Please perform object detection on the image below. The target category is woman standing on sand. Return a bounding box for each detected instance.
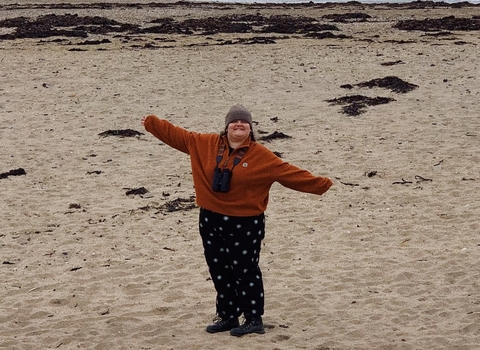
[141,105,332,336]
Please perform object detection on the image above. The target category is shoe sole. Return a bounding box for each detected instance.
[206,324,239,333]
[230,328,265,337]
[206,328,237,334]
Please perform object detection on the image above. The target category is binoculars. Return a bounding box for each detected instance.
[212,168,232,192]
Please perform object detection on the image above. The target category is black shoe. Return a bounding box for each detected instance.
[230,317,265,337]
[206,317,239,333]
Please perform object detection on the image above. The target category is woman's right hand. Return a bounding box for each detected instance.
[141,116,148,126]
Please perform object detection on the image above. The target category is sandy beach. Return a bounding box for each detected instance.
[1,1,480,349]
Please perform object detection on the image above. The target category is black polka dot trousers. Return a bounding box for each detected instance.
[199,208,265,320]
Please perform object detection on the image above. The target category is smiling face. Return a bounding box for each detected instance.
[226,119,251,145]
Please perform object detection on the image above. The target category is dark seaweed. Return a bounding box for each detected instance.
[0,168,26,179]
[99,129,144,137]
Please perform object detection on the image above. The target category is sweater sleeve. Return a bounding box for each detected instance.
[275,161,333,195]
[143,115,194,154]
[260,146,332,195]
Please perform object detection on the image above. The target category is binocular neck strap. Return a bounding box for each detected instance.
[215,143,247,168]
[233,149,247,166]
[215,144,226,165]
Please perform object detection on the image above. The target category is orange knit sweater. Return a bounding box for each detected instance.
[143,115,332,217]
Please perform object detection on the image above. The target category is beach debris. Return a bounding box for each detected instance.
[65,203,84,214]
[218,36,279,46]
[0,168,26,179]
[384,39,417,45]
[346,76,418,93]
[340,181,360,187]
[259,131,292,142]
[145,14,340,36]
[381,60,404,66]
[99,129,144,138]
[393,178,413,185]
[0,11,345,43]
[160,197,196,213]
[392,176,432,185]
[78,38,111,45]
[0,13,137,40]
[365,171,378,177]
[415,175,433,183]
[305,32,351,40]
[394,16,480,32]
[138,196,196,214]
[329,76,417,115]
[242,36,277,45]
[322,12,372,23]
[1,2,476,44]
[422,31,453,37]
[326,95,395,116]
[88,218,106,224]
[357,76,418,93]
[125,187,149,196]
[260,16,339,34]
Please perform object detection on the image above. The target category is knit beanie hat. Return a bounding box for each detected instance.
[225,105,252,129]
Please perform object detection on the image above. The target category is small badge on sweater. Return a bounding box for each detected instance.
[242,162,248,167]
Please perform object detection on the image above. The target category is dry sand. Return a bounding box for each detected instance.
[1,1,480,349]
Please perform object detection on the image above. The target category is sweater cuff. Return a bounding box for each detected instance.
[144,115,158,132]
